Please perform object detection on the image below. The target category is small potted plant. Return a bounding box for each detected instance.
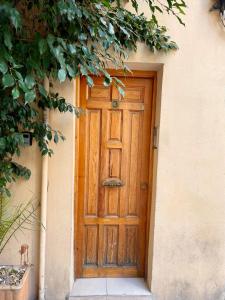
[0,195,38,300]
[0,262,31,300]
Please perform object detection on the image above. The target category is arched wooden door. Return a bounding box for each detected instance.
[75,71,156,278]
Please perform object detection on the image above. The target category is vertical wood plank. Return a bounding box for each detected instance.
[120,110,130,218]
[107,149,121,216]
[118,224,125,266]
[97,224,104,267]
[98,109,109,218]
[125,226,138,265]
[85,110,101,216]
[128,112,142,216]
[104,226,119,265]
[84,225,98,266]
[109,110,122,141]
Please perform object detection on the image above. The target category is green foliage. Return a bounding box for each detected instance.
[0,0,186,196]
[0,195,39,254]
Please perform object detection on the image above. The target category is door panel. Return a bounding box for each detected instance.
[76,72,155,278]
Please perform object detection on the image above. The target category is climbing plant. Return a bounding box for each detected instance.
[0,0,186,196]
[210,0,225,26]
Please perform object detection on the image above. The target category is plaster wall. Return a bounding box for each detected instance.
[1,1,225,300]
[0,145,41,300]
[129,1,225,299]
[45,80,75,300]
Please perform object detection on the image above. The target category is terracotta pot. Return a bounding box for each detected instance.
[0,266,30,300]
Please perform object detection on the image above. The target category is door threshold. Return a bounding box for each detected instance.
[69,278,152,299]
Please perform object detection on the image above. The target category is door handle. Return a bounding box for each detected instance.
[102,177,124,187]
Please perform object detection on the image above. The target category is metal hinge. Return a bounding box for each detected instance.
[153,126,159,149]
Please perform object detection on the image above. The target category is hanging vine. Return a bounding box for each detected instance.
[210,0,225,26]
[0,0,186,196]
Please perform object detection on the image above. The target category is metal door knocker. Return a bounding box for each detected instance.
[112,100,120,109]
[102,177,124,187]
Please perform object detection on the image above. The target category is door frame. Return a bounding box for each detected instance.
[74,69,157,280]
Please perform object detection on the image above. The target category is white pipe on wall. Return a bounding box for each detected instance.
[39,77,49,300]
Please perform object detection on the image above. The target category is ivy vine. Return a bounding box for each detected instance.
[0,0,186,196]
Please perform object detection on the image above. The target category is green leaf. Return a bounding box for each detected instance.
[58,68,66,82]
[25,90,36,103]
[38,84,47,97]
[120,27,130,37]
[12,87,20,99]
[25,75,35,89]
[100,17,107,26]
[5,189,11,197]
[103,77,112,86]
[0,138,6,150]
[131,0,138,12]
[118,86,125,97]
[0,60,8,74]
[80,65,87,76]
[108,23,115,35]
[66,65,76,78]
[113,76,125,87]
[14,70,23,81]
[82,46,89,56]
[18,80,29,92]
[86,76,94,87]
[39,39,48,55]
[54,132,59,143]
[13,63,23,69]
[2,74,15,88]
[47,34,55,47]
[98,29,106,38]
[47,131,52,140]
[52,46,65,66]
[10,9,21,30]
[68,44,76,54]
[4,31,12,50]
[78,33,87,41]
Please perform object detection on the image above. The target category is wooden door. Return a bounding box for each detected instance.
[75,71,156,278]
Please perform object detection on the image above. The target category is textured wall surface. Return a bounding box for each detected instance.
[1,1,225,300]
[127,1,225,299]
[45,80,76,300]
[0,145,41,300]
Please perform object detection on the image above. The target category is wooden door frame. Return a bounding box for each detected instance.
[74,69,157,280]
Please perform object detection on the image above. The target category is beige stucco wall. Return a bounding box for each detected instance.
[1,1,225,300]
[134,1,225,299]
[45,80,76,300]
[0,144,41,300]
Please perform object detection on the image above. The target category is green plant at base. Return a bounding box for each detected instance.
[0,195,39,255]
[0,0,186,196]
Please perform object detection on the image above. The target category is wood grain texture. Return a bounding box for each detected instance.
[75,70,156,278]
[103,225,119,265]
[84,225,98,266]
[85,110,101,216]
[125,226,138,266]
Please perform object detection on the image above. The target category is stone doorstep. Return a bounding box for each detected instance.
[69,296,152,300]
[69,278,153,300]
